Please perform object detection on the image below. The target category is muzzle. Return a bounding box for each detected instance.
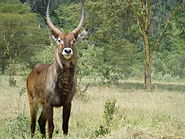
[62,48,73,59]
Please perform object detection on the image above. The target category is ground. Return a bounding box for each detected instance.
[0,76,185,139]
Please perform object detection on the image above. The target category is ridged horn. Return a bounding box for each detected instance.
[46,0,64,36]
[72,0,85,36]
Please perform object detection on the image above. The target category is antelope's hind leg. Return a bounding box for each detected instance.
[29,102,38,138]
[46,105,54,139]
[38,107,47,138]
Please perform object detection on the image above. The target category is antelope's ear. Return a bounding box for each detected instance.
[52,35,57,41]
[75,29,88,43]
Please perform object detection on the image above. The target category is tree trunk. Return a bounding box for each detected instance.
[143,34,152,87]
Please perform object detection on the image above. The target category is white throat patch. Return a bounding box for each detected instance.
[56,49,63,69]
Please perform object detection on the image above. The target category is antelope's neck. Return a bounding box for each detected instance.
[55,63,75,95]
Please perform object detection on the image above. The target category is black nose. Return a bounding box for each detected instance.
[64,49,71,54]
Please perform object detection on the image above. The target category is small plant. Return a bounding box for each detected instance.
[76,81,90,102]
[95,124,110,137]
[17,87,26,114]
[76,90,90,102]
[19,87,26,97]
[6,115,40,138]
[8,76,16,87]
[95,99,117,137]
[7,63,17,87]
[104,99,117,126]
[6,115,30,138]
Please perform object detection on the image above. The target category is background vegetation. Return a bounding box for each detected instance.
[1,77,185,138]
[0,0,185,84]
[0,0,185,138]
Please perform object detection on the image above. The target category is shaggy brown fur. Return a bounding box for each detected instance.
[26,0,85,138]
[27,54,76,138]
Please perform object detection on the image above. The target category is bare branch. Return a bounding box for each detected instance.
[126,0,145,36]
[14,47,30,62]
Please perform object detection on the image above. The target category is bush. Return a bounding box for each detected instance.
[104,99,117,126]
[95,99,117,137]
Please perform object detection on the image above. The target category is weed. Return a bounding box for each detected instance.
[6,115,30,138]
[95,125,110,137]
[104,99,117,126]
[76,83,90,102]
[6,114,41,138]
[19,87,26,97]
[8,76,16,87]
[17,87,26,115]
[95,99,117,137]
[1,77,185,138]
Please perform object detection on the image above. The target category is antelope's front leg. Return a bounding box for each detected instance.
[62,103,71,135]
[46,105,54,139]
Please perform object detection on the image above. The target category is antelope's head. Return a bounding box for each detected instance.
[46,0,85,65]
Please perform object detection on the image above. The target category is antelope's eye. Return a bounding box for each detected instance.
[57,38,64,45]
[71,39,76,44]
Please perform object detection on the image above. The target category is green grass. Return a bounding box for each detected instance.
[0,76,185,138]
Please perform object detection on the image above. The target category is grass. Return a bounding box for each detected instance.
[0,76,185,138]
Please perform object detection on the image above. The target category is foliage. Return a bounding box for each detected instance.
[19,87,26,96]
[6,114,41,138]
[1,77,185,138]
[0,0,185,82]
[6,63,17,86]
[55,1,137,82]
[103,99,117,126]
[0,4,38,62]
[95,124,110,137]
[95,99,117,137]
[27,0,61,18]
[0,1,49,77]
[6,115,30,138]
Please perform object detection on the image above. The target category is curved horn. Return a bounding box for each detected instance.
[46,0,64,36]
[72,0,85,36]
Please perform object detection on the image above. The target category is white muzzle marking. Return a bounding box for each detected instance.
[62,48,73,59]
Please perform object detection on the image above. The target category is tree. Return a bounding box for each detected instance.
[54,0,137,83]
[26,0,61,18]
[0,2,48,85]
[126,0,184,87]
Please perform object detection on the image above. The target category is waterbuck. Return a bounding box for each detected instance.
[26,0,85,138]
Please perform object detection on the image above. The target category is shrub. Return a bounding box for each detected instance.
[95,99,117,137]
[104,99,117,126]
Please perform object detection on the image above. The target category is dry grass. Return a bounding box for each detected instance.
[0,76,185,138]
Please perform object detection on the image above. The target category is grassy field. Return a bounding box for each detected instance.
[0,76,185,139]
